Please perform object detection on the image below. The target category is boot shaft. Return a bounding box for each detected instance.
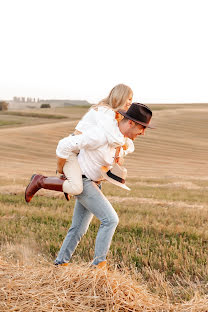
[25,174,65,203]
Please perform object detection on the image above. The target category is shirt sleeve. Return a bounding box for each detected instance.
[123,138,135,156]
[118,138,135,158]
[95,109,125,147]
[56,127,108,159]
[75,109,95,132]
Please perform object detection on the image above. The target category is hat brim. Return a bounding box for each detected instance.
[118,110,155,129]
[101,167,130,191]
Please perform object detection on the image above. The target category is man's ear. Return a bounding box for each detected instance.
[128,119,135,127]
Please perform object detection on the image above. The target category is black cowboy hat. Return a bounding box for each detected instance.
[118,102,154,128]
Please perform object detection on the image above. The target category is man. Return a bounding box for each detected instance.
[25,103,153,267]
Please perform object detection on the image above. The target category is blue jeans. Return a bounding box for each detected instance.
[55,177,119,265]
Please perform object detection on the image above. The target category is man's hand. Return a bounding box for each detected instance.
[56,157,66,174]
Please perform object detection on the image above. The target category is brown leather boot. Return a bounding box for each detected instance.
[25,174,67,203]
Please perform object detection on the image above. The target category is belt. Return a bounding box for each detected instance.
[82,175,101,184]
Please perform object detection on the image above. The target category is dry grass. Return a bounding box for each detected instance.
[0,256,166,312]
[0,104,208,179]
[0,247,208,312]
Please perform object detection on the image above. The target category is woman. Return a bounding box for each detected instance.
[25,84,134,203]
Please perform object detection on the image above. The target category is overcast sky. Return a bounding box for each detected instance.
[0,0,208,103]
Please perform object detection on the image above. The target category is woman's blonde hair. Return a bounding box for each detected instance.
[93,84,133,111]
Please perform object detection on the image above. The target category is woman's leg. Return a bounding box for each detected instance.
[62,152,83,195]
[54,199,93,264]
[25,153,83,203]
[25,174,66,203]
[76,178,119,265]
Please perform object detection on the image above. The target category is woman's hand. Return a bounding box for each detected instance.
[115,156,124,166]
[114,146,124,166]
[56,157,66,174]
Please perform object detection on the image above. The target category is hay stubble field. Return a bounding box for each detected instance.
[0,104,208,311]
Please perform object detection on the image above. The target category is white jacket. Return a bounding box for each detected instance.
[75,106,125,147]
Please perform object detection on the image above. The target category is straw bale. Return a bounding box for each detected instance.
[0,258,168,312]
[1,258,208,312]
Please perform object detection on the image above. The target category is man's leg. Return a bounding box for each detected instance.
[77,178,119,265]
[54,199,93,264]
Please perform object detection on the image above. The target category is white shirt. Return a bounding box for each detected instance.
[56,127,118,181]
[76,106,125,147]
[76,106,134,156]
[56,106,135,181]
